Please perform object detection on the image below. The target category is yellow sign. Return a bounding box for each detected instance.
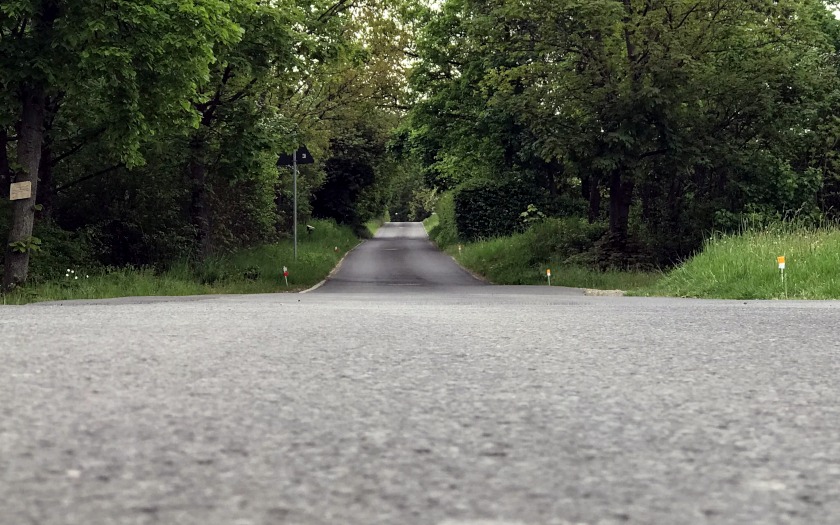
[546,269,551,277]
[9,181,32,201]
[777,256,786,270]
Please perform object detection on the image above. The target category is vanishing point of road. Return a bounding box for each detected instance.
[2,222,840,525]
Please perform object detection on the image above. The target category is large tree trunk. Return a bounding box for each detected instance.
[0,128,10,200]
[188,134,212,258]
[4,84,47,291]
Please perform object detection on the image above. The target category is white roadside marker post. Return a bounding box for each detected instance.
[283,266,289,288]
[777,256,786,298]
[546,268,552,286]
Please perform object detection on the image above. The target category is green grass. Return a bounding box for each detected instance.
[2,219,359,305]
[423,213,438,233]
[636,223,840,299]
[451,237,658,290]
[442,221,661,291]
[365,212,391,237]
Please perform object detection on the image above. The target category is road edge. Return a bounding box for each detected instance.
[433,240,491,285]
[300,241,366,294]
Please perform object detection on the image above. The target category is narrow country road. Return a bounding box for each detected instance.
[315,222,484,291]
[2,222,840,525]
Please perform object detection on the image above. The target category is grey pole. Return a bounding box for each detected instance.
[293,150,298,260]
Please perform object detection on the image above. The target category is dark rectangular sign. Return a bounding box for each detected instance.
[277,146,314,167]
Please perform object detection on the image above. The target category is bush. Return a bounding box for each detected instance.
[453,179,549,241]
[408,186,438,221]
[0,218,100,285]
[428,191,459,247]
[452,219,657,289]
[526,218,607,266]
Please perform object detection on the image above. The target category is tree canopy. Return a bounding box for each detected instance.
[404,0,840,265]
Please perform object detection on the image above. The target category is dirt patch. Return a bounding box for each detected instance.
[584,289,626,297]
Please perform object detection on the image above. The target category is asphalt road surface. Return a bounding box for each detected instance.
[2,222,840,525]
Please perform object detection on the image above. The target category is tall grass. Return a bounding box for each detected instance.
[638,223,840,299]
[423,213,439,233]
[2,219,359,305]
[453,234,659,290]
[365,211,391,237]
[445,218,660,291]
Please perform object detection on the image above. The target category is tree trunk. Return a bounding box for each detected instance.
[0,128,10,200]
[188,135,212,258]
[608,169,634,247]
[588,177,602,223]
[541,160,559,198]
[4,84,47,292]
[37,138,54,217]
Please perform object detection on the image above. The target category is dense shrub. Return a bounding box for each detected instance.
[453,179,549,241]
[0,219,99,285]
[526,218,607,266]
[428,191,459,247]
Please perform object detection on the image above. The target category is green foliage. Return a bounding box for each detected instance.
[453,179,549,241]
[2,219,96,285]
[408,186,438,222]
[519,204,546,226]
[407,0,840,263]
[364,213,390,238]
[313,117,390,229]
[526,218,607,267]
[427,191,459,247]
[637,222,840,299]
[1,0,412,289]
[2,219,358,304]
[7,237,40,254]
[451,222,658,290]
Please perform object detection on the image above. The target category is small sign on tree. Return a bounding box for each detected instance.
[10,181,32,201]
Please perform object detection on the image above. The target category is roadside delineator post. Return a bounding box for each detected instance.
[546,268,552,286]
[777,256,787,298]
[283,266,289,287]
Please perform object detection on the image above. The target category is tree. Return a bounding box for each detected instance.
[407,0,840,263]
[0,0,239,291]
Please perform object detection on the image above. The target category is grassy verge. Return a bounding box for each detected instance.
[365,212,391,237]
[449,235,660,290]
[423,213,438,233]
[427,217,661,291]
[2,219,359,305]
[635,224,840,299]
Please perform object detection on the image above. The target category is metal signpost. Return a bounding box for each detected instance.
[293,150,297,260]
[277,146,314,260]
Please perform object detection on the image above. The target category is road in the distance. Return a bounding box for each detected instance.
[314,222,485,291]
[2,222,840,525]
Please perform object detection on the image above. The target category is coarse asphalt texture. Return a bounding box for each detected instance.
[2,222,840,525]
